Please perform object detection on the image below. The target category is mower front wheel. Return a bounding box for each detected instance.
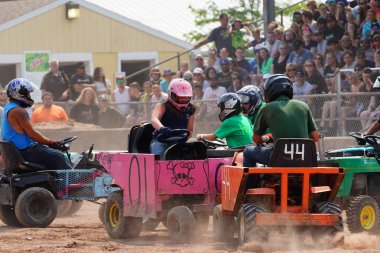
[15,187,57,227]
[311,201,343,240]
[237,203,269,245]
[0,204,22,227]
[213,204,234,242]
[65,200,83,216]
[347,195,379,233]
[104,191,142,239]
[98,203,105,225]
[167,206,196,243]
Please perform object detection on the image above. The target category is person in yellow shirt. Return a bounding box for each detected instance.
[31,92,68,124]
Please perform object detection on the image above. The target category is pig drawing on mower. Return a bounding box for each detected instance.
[97,122,238,243]
[214,138,345,245]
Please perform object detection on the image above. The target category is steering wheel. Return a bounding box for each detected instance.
[156,129,190,143]
[364,135,380,146]
[59,136,77,151]
[200,138,227,149]
[349,132,367,146]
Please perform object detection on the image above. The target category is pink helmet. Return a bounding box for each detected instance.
[167,78,192,111]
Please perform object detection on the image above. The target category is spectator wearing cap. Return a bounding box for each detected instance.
[183,71,193,85]
[193,54,207,72]
[325,0,337,13]
[341,35,357,54]
[176,62,189,79]
[272,42,289,74]
[306,0,321,21]
[69,61,94,101]
[194,13,234,58]
[160,68,175,93]
[235,47,251,73]
[356,48,375,68]
[31,92,68,124]
[217,58,233,90]
[98,94,126,129]
[245,28,265,54]
[40,59,70,101]
[287,38,313,66]
[206,48,221,73]
[302,29,317,53]
[192,68,210,92]
[293,68,314,104]
[302,9,318,33]
[325,13,345,40]
[316,16,328,37]
[149,67,161,85]
[125,82,142,127]
[112,75,131,116]
[341,50,357,70]
[326,38,343,62]
[362,9,380,38]
[318,3,329,17]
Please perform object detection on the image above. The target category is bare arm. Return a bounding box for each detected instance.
[366,121,380,135]
[194,38,210,49]
[151,103,166,130]
[8,108,51,145]
[309,130,320,142]
[196,133,217,141]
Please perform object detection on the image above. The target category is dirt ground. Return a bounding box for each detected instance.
[1,202,380,253]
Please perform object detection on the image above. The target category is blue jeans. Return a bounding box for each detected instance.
[20,144,73,170]
[150,139,171,159]
[243,145,273,167]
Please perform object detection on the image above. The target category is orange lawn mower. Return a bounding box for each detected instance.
[213,138,345,245]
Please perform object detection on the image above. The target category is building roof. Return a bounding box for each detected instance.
[0,0,54,25]
[0,0,193,49]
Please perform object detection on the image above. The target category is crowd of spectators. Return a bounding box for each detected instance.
[4,0,380,135]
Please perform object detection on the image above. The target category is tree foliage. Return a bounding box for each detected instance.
[184,0,307,43]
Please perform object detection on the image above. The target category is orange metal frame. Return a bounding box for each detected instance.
[221,166,345,219]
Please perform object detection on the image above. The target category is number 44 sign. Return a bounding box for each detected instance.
[284,143,305,161]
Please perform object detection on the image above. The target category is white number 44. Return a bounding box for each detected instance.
[284,143,305,160]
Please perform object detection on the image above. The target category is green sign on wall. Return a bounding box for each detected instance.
[25,52,50,72]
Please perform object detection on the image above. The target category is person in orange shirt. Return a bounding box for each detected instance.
[31,92,68,124]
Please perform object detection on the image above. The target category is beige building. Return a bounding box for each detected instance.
[0,0,192,88]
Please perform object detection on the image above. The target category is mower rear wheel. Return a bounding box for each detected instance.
[98,203,105,225]
[0,204,22,227]
[194,212,209,233]
[15,187,57,227]
[56,200,73,218]
[167,206,196,243]
[105,191,142,239]
[311,202,343,239]
[237,203,269,245]
[142,218,160,231]
[65,200,83,216]
[213,204,234,242]
[347,195,379,233]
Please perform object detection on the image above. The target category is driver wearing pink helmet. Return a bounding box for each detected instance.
[150,78,195,159]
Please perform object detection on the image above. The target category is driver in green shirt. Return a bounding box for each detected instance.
[196,93,252,148]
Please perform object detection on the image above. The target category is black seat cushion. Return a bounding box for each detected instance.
[128,123,154,153]
[268,138,317,167]
[0,141,46,175]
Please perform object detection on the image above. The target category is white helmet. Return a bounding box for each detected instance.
[167,78,192,111]
[6,78,35,107]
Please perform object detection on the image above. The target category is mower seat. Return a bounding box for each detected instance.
[268,138,317,167]
[163,142,207,160]
[128,122,154,153]
[0,141,46,175]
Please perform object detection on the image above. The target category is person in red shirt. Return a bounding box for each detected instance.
[31,92,68,124]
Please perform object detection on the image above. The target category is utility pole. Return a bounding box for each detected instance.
[263,0,275,33]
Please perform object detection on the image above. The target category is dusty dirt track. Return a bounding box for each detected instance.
[1,202,380,253]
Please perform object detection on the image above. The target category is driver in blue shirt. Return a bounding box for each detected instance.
[2,78,72,170]
[150,78,195,159]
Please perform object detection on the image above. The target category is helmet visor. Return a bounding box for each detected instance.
[237,94,250,104]
[171,93,191,104]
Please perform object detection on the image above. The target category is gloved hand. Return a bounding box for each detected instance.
[48,140,62,150]
[158,127,172,138]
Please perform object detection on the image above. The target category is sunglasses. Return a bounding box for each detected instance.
[195,58,203,61]
[279,47,286,50]
[116,79,125,83]
[287,69,296,71]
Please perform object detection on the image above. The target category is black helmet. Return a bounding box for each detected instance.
[217,93,242,122]
[6,78,35,108]
[263,74,293,103]
[236,85,263,116]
